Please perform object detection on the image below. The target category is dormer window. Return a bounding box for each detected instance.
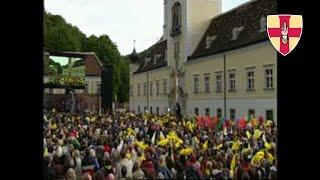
[144,57,151,67]
[260,16,267,32]
[170,2,181,37]
[154,54,161,64]
[205,35,217,49]
[231,26,244,40]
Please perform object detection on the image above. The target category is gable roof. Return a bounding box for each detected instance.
[188,0,277,61]
[134,40,167,74]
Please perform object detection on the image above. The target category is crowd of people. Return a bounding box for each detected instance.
[43,109,277,180]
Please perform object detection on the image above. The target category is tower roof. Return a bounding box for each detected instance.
[128,40,140,63]
[129,47,139,63]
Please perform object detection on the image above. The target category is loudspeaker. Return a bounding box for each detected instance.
[101,65,113,112]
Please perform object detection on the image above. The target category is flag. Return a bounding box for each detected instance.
[127,128,136,137]
[180,148,193,156]
[239,118,247,129]
[246,114,252,122]
[202,140,208,151]
[246,130,251,139]
[232,140,241,151]
[267,152,275,163]
[264,142,272,150]
[216,117,224,131]
[160,131,165,140]
[253,129,262,139]
[186,121,194,133]
[230,153,237,172]
[196,116,202,127]
[215,144,223,150]
[205,116,211,128]
[157,139,170,147]
[251,151,265,165]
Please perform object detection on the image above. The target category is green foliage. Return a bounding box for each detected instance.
[44,11,129,102]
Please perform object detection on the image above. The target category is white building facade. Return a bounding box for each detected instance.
[129,0,277,123]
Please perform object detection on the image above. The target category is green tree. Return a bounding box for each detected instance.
[44,11,129,102]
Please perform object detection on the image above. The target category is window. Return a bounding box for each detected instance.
[163,79,167,95]
[96,82,101,94]
[195,108,199,116]
[231,26,244,40]
[205,108,210,116]
[247,71,255,90]
[156,107,160,115]
[85,82,89,93]
[154,54,161,64]
[156,81,160,96]
[130,85,133,96]
[172,3,181,28]
[137,84,141,96]
[265,69,273,89]
[171,2,181,36]
[149,83,153,96]
[144,106,147,112]
[230,109,236,120]
[144,57,151,67]
[260,16,267,32]
[204,75,210,93]
[216,74,222,92]
[138,106,141,114]
[150,106,153,114]
[248,109,255,119]
[229,72,236,91]
[193,75,199,94]
[205,35,217,49]
[266,110,274,121]
[144,82,147,96]
[217,108,222,118]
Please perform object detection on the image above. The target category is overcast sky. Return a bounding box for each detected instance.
[45,0,250,56]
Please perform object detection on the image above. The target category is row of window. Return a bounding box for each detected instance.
[134,105,274,121]
[137,106,164,115]
[194,107,274,121]
[130,79,168,97]
[193,67,274,94]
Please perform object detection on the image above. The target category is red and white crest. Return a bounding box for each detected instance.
[267,15,303,56]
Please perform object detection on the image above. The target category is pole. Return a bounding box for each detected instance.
[99,92,101,115]
[147,71,149,111]
[223,54,227,118]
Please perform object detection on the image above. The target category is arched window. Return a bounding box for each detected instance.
[171,2,181,36]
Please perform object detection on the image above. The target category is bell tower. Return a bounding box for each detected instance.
[163,0,222,115]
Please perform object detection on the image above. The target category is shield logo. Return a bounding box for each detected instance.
[267,14,303,56]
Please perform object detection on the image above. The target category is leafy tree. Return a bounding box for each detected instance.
[44,11,129,102]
